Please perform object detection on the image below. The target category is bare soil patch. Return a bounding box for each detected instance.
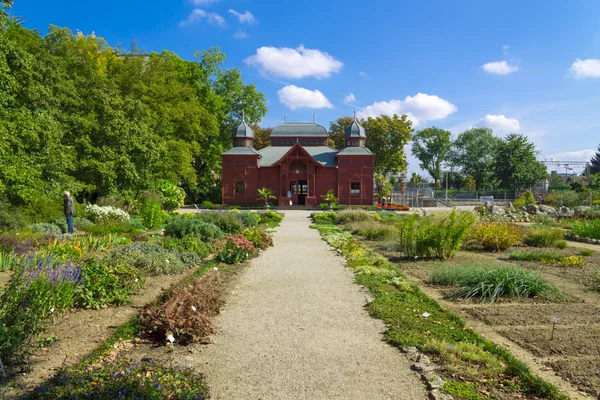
[547,358,600,397]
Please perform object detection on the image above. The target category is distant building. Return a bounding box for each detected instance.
[221,113,374,206]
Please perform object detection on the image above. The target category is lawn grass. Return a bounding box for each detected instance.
[428,263,564,302]
[313,223,568,400]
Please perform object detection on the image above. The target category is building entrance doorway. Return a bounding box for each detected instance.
[298,180,308,205]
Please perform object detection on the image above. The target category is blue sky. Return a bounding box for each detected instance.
[9,0,600,177]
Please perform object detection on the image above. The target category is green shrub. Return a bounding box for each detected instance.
[513,190,536,208]
[140,197,167,229]
[523,226,564,247]
[312,212,337,225]
[162,235,209,259]
[85,204,130,224]
[196,212,243,234]
[49,218,68,234]
[554,240,567,249]
[359,226,396,241]
[27,359,209,399]
[465,221,522,251]
[243,228,274,250]
[83,221,140,235]
[571,218,600,239]
[72,217,94,230]
[74,259,143,309]
[392,211,476,259]
[214,234,258,264]
[509,250,564,263]
[107,243,198,276]
[580,248,594,257]
[96,195,127,210]
[240,211,260,228]
[545,190,581,208]
[259,210,283,225]
[27,223,62,236]
[151,179,186,211]
[429,264,564,302]
[335,209,371,224]
[164,217,224,241]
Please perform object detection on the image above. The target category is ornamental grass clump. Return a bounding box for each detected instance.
[85,204,130,224]
[312,212,337,225]
[164,217,223,242]
[335,209,372,224]
[429,263,564,302]
[107,243,197,275]
[215,234,257,264]
[359,226,397,241]
[28,359,209,399]
[509,250,585,267]
[571,218,600,240]
[523,226,564,248]
[464,221,522,251]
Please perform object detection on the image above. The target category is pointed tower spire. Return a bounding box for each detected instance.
[353,109,357,120]
[313,113,316,123]
[284,115,287,124]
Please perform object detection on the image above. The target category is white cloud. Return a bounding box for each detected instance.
[234,31,248,39]
[359,71,368,77]
[191,0,219,5]
[482,61,519,75]
[478,114,520,134]
[543,149,597,163]
[277,85,333,110]
[245,45,343,79]
[357,93,457,127]
[569,59,600,79]
[344,93,356,105]
[228,9,257,24]
[179,9,225,27]
[502,45,510,55]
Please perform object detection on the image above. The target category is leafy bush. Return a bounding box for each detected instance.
[27,359,209,399]
[259,210,283,225]
[72,217,95,230]
[580,248,594,257]
[27,223,62,236]
[545,190,581,208]
[240,211,260,228]
[85,204,130,223]
[429,264,563,302]
[140,197,167,229]
[214,234,257,264]
[0,204,31,232]
[81,221,140,235]
[107,243,197,276]
[152,179,186,211]
[335,209,372,224]
[196,211,243,234]
[140,274,220,344]
[392,211,476,259]
[509,250,584,267]
[164,217,223,241]
[243,228,274,250]
[312,212,337,225]
[0,259,81,362]
[464,221,522,251]
[96,195,127,210]
[163,235,209,259]
[513,190,536,208]
[49,218,68,234]
[571,218,600,239]
[523,226,564,247]
[359,226,396,241]
[423,339,505,380]
[74,259,143,309]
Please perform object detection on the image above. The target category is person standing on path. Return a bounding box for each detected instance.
[380,196,386,210]
[63,191,74,235]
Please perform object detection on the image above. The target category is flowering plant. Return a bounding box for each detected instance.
[85,204,130,224]
[214,234,257,264]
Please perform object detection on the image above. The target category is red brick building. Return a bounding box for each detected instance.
[221,115,374,207]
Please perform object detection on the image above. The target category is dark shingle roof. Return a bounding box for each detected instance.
[344,117,366,138]
[232,120,254,139]
[258,146,338,167]
[337,147,374,156]
[223,147,261,156]
[270,123,328,137]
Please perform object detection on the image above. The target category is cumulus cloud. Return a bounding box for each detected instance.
[234,31,248,39]
[359,71,368,77]
[543,149,597,163]
[357,93,457,127]
[344,93,356,105]
[482,61,519,75]
[277,85,333,110]
[191,0,219,5]
[245,45,343,79]
[228,9,257,24]
[478,115,520,134]
[179,9,225,27]
[569,59,600,79]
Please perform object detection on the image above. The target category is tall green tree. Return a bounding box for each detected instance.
[251,125,272,150]
[449,128,500,190]
[411,127,452,188]
[590,144,600,174]
[328,116,353,149]
[364,114,413,175]
[493,133,547,193]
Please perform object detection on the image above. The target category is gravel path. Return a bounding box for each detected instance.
[195,210,426,399]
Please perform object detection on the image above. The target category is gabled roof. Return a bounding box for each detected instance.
[258,145,338,167]
[223,147,261,156]
[270,123,328,137]
[337,147,374,156]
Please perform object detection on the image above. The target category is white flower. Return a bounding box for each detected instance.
[213,267,218,272]
[165,259,170,263]
[422,312,431,318]
[134,278,139,283]
[191,306,197,312]
[49,307,55,313]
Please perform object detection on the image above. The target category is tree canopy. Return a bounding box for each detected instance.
[590,144,600,174]
[411,127,452,187]
[0,17,267,205]
[492,133,547,193]
[364,114,413,175]
[449,128,501,190]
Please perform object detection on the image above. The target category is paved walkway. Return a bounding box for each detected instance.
[195,210,426,399]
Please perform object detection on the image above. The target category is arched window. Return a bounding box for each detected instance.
[289,161,306,174]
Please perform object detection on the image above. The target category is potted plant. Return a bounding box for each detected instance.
[257,187,277,209]
[321,189,339,210]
